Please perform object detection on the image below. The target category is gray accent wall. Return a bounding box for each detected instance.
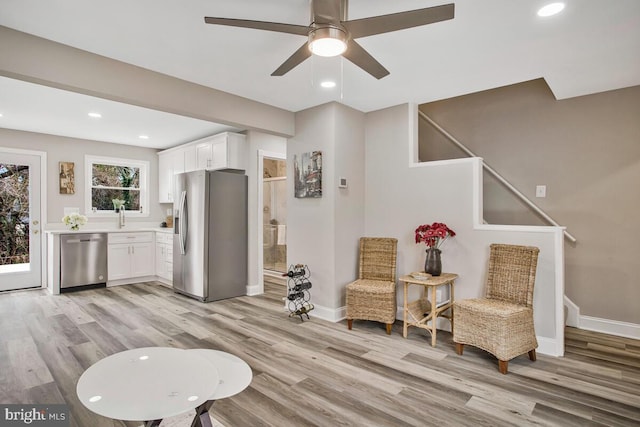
[419,79,640,325]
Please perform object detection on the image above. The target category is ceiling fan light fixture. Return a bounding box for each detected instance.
[308,26,347,57]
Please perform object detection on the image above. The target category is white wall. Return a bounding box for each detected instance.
[287,103,366,319]
[245,130,287,295]
[333,104,366,309]
[288,104,337,311]
[364,104,565,356]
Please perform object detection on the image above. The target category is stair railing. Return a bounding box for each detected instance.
[419,110,577,243]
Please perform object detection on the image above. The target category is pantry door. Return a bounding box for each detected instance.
[0,149,44,291]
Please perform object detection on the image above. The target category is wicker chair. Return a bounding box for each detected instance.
[453,243,540,374]
[346,237,398,335]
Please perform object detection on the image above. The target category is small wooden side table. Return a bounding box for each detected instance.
[400,272,458,347]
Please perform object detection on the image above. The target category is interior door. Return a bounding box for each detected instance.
[0,151,42,291]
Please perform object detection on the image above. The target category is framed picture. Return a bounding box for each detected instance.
[294,151,322,198]
[59,161,75,194]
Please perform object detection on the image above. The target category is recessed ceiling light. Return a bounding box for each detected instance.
[538,3,565,17]
[139,355,149,360]
[88,112,102,118]
[320,81,337,89]
[0,113,3,118]
[187,395,199,402]
[138,135,149,140]
[89,395,102,403]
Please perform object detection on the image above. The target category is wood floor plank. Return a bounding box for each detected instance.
[1,282,639,427]
[249,373,358,427]
[6,336,54,389]
[531,402,596,427]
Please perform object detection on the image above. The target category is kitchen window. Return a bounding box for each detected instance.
[85,155,149,217]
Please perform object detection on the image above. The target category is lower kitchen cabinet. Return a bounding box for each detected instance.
[108,232,154,281]
[155,232,173,284]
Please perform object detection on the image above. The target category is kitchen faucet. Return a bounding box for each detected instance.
[118,207,125,228]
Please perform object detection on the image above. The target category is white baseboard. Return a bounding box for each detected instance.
[313,304,346,323]
[564,296,580,327]
[564,296,640,340]
[537,336,563,357]
[579,316,640,340]
[246,284,262,296]
[107,275,156,287]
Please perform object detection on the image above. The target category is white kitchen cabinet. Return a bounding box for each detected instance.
[183,145,197,172]
[108,232,154,281]
[159,132,247,203]
[155,232,173,283]
[195,132,247,171]
[157,149,185,203]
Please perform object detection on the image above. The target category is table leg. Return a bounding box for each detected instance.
[403,281,408,338]
[450,281,455,334]
[430,285,437,347]
[191,400,215,427]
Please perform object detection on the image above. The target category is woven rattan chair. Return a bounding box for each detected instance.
[346,237,398,335]
[453,243,540,374]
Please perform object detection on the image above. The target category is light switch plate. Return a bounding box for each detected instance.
[536,185,547,198]
[338,177,348,188]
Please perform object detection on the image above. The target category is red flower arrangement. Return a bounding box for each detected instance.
[415,222,456,249]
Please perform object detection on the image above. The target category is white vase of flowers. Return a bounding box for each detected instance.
[62,213,88,231]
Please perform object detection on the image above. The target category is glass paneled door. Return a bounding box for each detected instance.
[0,151,42,291]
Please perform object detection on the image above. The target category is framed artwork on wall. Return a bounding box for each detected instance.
[59,161,75,194]
[294,151,322,198]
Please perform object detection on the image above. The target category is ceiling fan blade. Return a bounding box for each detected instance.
[343,3,454,39]
[204,17,309,36]
[271,43,312,76]
[342,40,389,80]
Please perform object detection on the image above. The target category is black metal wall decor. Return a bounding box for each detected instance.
[283,264,314,321]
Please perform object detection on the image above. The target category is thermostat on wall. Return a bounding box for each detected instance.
[338,177,348,188]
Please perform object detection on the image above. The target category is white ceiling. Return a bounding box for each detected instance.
[0,76,240,149]
[0,0,639,148]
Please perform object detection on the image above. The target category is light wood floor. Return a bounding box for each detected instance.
[1,280,639,427]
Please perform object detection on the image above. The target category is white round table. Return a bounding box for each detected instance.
[188,349,253,426]
[76,347,219,425]
[190,349,252,399]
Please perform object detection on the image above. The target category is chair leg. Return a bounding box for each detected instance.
[347,319,353,330]
[455,343,464,355]
[498,360,509,374]
[528,349,537,361]
[385,323,392,335]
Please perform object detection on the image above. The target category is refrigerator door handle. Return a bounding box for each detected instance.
[178,190,187,255]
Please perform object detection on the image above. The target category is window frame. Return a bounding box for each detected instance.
[84,155,149,218]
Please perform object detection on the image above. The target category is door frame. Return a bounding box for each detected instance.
[257,150,286,294]
[0,146,47,290]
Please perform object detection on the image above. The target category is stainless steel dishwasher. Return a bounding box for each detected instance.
[60,233,108,291]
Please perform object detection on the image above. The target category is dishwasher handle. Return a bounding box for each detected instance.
[64,238,104,244]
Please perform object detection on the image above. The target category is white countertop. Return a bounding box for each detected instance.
[46,227,173,235]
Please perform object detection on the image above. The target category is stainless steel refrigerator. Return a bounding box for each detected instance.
[173,170,247,302]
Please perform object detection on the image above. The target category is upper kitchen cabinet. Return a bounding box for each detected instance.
[195,133,247,171]
[158,132,247,203]
[158,148,185,203]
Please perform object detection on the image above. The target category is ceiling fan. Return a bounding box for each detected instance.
[204,0,454,79]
